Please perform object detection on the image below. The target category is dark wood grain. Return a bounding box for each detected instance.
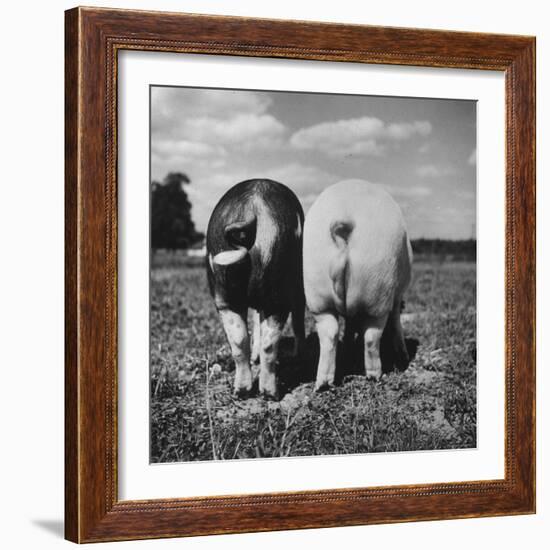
[64,7,79,543]
[64,6,536,543]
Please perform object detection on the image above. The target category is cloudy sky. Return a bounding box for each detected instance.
[151,86,476,239]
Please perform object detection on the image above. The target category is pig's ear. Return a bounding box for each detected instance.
[212,247,248,266]
[224,216,257,250]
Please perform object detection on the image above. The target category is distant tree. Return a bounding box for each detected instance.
[151,172,204,250]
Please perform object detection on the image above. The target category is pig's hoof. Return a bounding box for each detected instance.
[259,381,279,401]
[259,373,279,400]
[259,384,279,400]
[314,380,335,392]
[394,350,410,372]
[260,389,280,401]
[365,369,382,381]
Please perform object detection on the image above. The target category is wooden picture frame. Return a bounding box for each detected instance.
[65,6,536,543]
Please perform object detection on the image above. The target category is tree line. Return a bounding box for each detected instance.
[410,238,476,261]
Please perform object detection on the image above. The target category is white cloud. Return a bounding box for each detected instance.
[183,113,286,150]
[152,87,287,153]
[152,140,226,159]
[151,87,272,130]
[385,185,433,199]
[416,164,454,178]
[290,116,432,157]
[386,121,432,140]
[339,140,385,156]
[467,149,476,166]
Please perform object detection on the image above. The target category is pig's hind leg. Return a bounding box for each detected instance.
[250,309,261,365]
[314,312,339,391]
[259,311,288,400]
[219,308,253,398]
[362,314,388,381]
[389,297,409,371]
[291,294,306,358]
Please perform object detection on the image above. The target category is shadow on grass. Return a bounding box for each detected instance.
[276,332,420,398]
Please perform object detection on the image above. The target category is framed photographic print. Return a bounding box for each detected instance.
[65,6,535,543]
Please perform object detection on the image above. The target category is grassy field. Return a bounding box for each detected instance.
[150,252,476,462]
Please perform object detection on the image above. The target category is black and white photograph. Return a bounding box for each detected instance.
[2,0,543,547]
[150,85,477,463]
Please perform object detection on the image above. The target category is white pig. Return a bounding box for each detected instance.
[303,180,412,391]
